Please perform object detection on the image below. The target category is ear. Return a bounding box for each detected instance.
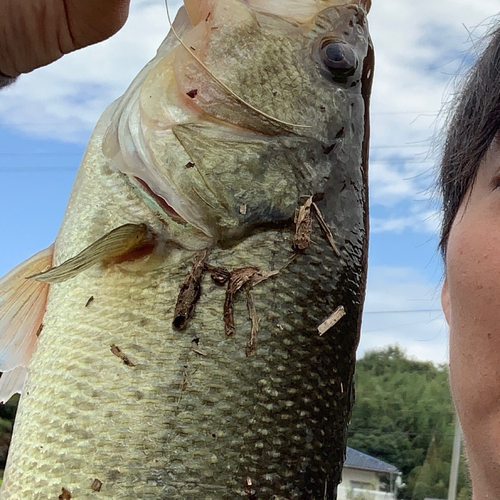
[441,277,451,325]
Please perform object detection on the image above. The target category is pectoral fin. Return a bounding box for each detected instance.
[0,246,53,401]
[29,224,155,284]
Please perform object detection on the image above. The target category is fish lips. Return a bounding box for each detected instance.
[186,0,371,26]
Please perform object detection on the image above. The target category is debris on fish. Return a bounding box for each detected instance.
[293,197,314,251]
[318,305,347,335]
[173,249,208,329]
[0,0,373,498]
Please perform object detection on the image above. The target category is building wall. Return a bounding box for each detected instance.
[337,467,396,500]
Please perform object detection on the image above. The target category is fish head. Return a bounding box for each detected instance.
[103,0,373,247]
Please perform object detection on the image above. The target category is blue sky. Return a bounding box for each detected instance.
[0,0,498,364]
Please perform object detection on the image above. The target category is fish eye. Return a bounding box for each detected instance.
[321,40,358,81]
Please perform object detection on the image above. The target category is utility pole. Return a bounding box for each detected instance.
[447,418,462,500]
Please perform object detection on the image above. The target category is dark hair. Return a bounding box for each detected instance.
[439,25,500,256]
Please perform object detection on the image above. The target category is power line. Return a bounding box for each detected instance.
[372,111,439,116]
[363,309,442,315]
[0,152,82,156]
[0,145,433,155]
[371,143,433,149]
[0,167,77,172]
[348,430,456,437]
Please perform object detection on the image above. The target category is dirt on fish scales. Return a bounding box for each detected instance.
[173,248,278,354]
[172,195,343,355]
[0,226,358,500]
[165,228,361,500]
[0,246,198,500]
[293,195,341,257]
[0,212,361,498]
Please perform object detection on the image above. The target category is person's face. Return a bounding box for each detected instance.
[442,136,500,492]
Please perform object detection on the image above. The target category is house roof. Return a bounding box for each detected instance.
[344,447,400,474]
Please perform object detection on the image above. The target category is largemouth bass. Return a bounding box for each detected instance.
[0,0,373,498]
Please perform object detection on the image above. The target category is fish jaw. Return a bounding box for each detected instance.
[103,2,372,246]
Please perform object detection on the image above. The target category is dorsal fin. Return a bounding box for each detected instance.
[0,246,53,401]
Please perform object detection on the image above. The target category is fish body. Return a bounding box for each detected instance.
[0,1,373,498]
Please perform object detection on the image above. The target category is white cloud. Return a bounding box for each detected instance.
[371,210,439,235]
[365,0,500,233]
[0,1,182,142]
[370,160,431,205]
[359,265,448,365]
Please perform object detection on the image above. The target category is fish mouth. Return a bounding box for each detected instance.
[133,176,187,226]
[120,173,214,250]
[187,0,371,25]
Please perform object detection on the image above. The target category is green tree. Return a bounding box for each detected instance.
[348,346,471,500]
[410,436,448,499]
[0,394,18,473]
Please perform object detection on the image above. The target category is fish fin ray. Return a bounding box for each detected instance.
[0,246,53,371]
[29,224,153,284]
[0,367,28,403]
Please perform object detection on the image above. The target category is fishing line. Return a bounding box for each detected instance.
[163,0,310,130]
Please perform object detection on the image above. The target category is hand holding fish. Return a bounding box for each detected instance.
[0,0,130,79]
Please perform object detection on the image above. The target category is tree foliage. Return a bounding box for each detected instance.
[0,394,18,472]
[348,346,470,500]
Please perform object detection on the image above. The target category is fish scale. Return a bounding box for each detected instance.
[5,183,363,500]
[0,1,372,497]
[2,234,361,499]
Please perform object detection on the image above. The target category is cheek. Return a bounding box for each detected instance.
[446,210,500,425]
[447,240,491,309]
[447,204,500,313]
